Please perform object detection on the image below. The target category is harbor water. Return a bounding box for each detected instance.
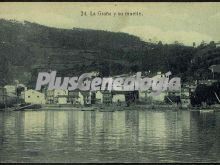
[0,109,220,163]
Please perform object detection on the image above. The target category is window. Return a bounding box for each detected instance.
[28,96,30,98]
[37,96,39,98]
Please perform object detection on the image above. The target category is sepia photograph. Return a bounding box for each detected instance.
[0,2,220,163]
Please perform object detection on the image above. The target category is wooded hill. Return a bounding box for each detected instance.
[0,19,220,88]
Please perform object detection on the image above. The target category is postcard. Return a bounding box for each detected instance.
[0,2,220,163]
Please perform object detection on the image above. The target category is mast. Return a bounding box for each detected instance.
[214,92,220,103]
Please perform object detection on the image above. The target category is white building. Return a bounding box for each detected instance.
[79,91,94,105]
[25,90,46,104]
[142,90,167,103]
[112,94,125,103]
[4,85,16,94]
[150,92,167,102]
[139,91,148,101]
[54,89,68,98]
[57,96,68,104]
[46,89,68,104]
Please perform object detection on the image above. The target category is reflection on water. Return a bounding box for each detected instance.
[0,110,220,163]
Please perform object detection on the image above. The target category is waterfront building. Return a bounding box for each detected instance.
[95,91,103,104]
[139,91,147,101]
[54,89,68,104]
[180,84,191,108]
[46,90,55,104]
[68,90,80,105]
[79,91,96,106]
[181,84,190,97]
[54,89,68,98]
[102,91,112,105]
[46,90,93,106]
[25,89,46,104]
[4,84,27,99]
[46,89,68,104]
[151,91,167,102]
[112,93,126,103]
[140,89,167,103]
[181,97,191,108]
[57,95,68,104]
[4,85,16,95]
[139,91,153,104]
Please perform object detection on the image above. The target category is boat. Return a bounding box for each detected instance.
[13,103,42,111]
[190,105,216,112]
[199,109,214,113]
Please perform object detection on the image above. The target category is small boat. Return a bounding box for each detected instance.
[13,103,42,111]
[199,109,214,113]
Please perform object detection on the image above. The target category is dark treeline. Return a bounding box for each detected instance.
[191,82,220,106]
[0,19,220,87]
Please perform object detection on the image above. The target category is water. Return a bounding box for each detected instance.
[0,109,220,163]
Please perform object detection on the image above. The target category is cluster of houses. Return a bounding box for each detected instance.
[1,72,198,108]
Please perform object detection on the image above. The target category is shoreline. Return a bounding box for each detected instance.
[1,103,220,112]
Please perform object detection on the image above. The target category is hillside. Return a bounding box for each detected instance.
[0,19,220,88]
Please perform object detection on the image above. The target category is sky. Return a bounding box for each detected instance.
[0,2,220,46]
